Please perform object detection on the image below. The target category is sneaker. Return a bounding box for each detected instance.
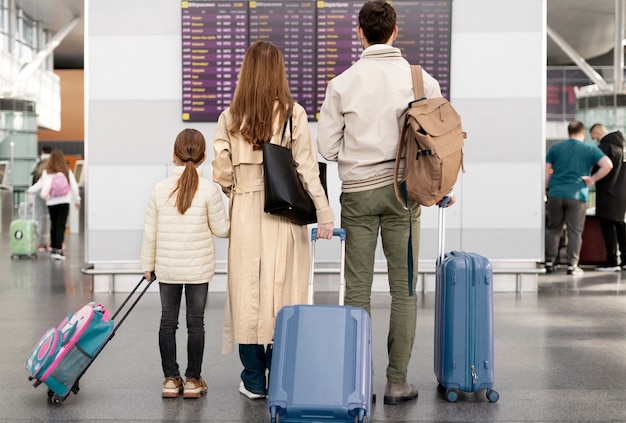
[183,377,207,399]
[162,376,183,398]
[566,265,584,276]
[595,265,620,272]
[50,249,66,261]
[545,261,554,273]
[38,244,48,252]
[238,381,266,399]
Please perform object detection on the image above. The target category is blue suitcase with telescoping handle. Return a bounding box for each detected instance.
[268,229,372,423]
[434,200,499,403]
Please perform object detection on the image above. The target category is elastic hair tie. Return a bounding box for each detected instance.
[184,158,194,162]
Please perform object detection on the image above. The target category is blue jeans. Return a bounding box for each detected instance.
[159,282,208,379]
[239,344,272,395]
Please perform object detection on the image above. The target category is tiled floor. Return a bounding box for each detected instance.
[1,232,625,422]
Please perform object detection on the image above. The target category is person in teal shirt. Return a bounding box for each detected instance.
[545,121,613,275]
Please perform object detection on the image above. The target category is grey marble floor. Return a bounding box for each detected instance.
[1,232,625,422]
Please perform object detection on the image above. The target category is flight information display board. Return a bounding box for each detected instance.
[249,2,317,118]
[181,0,452,122]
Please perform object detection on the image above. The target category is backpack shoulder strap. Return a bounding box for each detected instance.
[411,65,426,100]
[393,120,411,209]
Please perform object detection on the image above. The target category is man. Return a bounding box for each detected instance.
[545,121,612,275]
[589,123,626,271]
[317,0,454,404]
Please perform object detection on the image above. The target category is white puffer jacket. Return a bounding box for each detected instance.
[141,167,230,284]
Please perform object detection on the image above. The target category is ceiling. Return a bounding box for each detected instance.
[13,0,626,70]
[15,0,84,69]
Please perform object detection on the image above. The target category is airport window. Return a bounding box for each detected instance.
[0,0,8,52]
[15,8,35,62]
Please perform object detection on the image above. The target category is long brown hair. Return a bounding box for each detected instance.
[45,149,69,181]
[228,41,294,150]
[171,129,205,214]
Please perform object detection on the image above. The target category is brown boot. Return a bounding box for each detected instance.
[383,380,418,405]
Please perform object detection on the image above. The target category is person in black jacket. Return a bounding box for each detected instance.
[590,123,626,271]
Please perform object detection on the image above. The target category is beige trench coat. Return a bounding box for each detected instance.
[213,103,334,354]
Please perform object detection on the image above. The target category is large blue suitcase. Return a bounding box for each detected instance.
[268,229,372,423]
[433,202,499,403]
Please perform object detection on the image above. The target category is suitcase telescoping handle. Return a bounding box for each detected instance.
[437,197,451,265]
[110,274,156,335]
[309,228,347,306]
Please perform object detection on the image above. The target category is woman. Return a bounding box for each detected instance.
[27,149,80,260]
[212,41,334,399]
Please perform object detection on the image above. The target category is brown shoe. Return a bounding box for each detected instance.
[183,376,208,399]
[383,380,418,405]
[162,376,183,398]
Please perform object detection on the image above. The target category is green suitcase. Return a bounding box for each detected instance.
[10,219,37,259]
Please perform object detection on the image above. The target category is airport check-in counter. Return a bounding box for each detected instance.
[0,184,12,233]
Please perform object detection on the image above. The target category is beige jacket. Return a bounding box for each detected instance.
[141,167,230,284]
[317,44,442,192]
[213,102,334,353]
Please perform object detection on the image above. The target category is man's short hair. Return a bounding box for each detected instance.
[568,121,585,136]
[589,123,604,133]
[358,0,396,45]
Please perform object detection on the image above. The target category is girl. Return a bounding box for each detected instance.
[27,149,80,260]
[141,129,229,399]
[212,41,334,399]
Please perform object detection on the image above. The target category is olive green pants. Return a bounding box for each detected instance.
[340,184,421,383]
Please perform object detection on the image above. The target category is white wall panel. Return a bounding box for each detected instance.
[87,165,166,231]
[89,0,180,36]
[454,98,544,163]
[87,100,216,165]
[452,0,544,33]
[457,163,544,229]
[89,36,181,101]
[451,33,543,99]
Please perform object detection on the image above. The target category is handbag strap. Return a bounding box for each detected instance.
[280,108,293,149]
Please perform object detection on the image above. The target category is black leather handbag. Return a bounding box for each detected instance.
[262,115,325,225]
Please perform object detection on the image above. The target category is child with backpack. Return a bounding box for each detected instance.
[140,128,229,398]
[27,149,81,260]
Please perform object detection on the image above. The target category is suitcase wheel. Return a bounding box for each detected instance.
[486,389,499,402]
[269,406,279,423]
[353,409,367,423]
[47,389,64,404]
[445,388,458,402]
[49,394,63,404]
[71,381,80,395]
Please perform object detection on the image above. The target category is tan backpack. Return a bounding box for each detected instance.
[393,65,466,207]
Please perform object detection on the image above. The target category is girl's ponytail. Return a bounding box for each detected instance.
[171,129,205,214]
